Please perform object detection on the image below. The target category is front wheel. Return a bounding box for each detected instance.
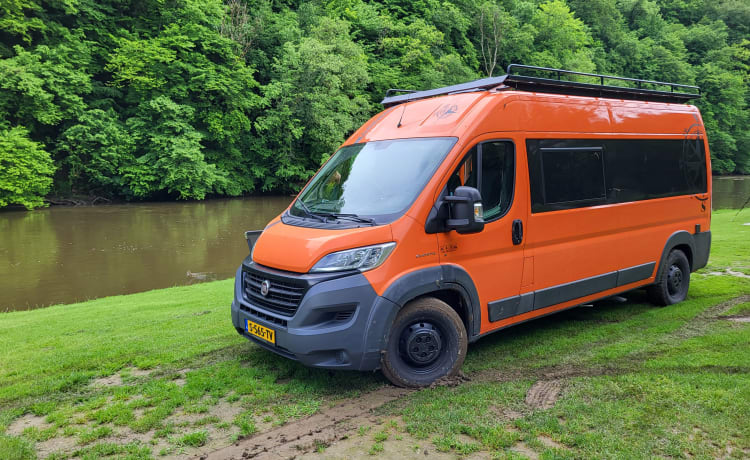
[647,249,691,306]
[381,297,467,388]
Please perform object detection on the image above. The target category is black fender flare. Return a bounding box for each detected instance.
[380,264,482,340]
[655,231,696,281]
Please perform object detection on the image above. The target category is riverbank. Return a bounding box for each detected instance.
[4,178,749,313]
[1,210,748,459]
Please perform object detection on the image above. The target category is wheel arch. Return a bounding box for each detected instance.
[655,231,696,281]
[380,265,482,341]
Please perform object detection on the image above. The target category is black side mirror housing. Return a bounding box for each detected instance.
[445,186,485,234]
[244,230,263,253]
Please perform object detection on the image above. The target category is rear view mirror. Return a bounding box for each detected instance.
[445,186,485,234]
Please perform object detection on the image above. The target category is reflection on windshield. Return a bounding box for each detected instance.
[292,137,456,221]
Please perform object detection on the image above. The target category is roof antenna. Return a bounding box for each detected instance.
[397,98,409,128]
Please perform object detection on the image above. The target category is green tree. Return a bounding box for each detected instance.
[122,96,223,200]
[529,0,596,72]
[0,0,748,209]
[0,126,55,209]
[253,15,371,191]
[55,109,133,196]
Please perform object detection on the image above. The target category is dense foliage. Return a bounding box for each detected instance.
[0,0,748,208]
[0,126,55,209]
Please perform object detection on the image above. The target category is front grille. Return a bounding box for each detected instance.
[243,270,307,316]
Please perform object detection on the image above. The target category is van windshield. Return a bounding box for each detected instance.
[289,137,457,224]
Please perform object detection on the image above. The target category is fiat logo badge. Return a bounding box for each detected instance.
[260,280,271,297]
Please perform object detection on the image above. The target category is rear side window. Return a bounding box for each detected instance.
[527,138,707,213]
[541,148,605,205]
[448,141,515,221]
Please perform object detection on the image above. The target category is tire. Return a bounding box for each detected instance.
[381,297,468,388]
[647,249,691,306]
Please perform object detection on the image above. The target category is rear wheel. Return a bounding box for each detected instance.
[381,297,467,388]
[648,249,691,306]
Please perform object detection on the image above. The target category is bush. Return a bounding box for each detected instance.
[0,127,55,209]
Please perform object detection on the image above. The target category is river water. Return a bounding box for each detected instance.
[2,177,749,312]
[1,197,292,312]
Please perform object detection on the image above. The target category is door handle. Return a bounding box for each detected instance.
[512,219,523,245]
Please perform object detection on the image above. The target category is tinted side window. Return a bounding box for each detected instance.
[541,148,605,205]
[605,139,707,202]
[481,142,515,220]
[448,141,515,221]
[527,138,707,213]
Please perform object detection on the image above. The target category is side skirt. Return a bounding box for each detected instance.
[488,262,655,322]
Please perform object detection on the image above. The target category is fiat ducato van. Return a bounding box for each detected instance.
[231,65,711,387]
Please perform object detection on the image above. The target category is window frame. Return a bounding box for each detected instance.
[445,139,517,224]
[526,138,708,214]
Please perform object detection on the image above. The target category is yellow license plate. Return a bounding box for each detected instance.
[246,319,276,344]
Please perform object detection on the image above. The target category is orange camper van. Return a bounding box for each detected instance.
[232,65,711,387]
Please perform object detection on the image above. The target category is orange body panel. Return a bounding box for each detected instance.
[253,222,393,273]
[254,88,712,337]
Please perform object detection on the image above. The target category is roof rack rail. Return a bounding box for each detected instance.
[380,64,700,107]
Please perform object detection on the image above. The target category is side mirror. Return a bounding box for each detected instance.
[244,230,262,253]
[445,186,485,234]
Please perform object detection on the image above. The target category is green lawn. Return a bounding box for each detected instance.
[1,210,748,459]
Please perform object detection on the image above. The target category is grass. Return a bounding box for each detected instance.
[722,301,750,317]
[704,208,750,274]
[384,210,750,459]
[0,210,748,459]
[177,431,207,448]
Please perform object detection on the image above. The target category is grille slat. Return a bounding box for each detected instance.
[239,304,288,327]
[334,310,354,322]
[242,268,308,317]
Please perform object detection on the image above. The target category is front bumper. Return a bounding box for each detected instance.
[231,262,399,371]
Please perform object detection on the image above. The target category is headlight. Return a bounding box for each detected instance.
[310,242,396,273]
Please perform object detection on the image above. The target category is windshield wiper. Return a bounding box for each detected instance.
[295,200,375,225]
[319,213,376,225]
[294,198,326,222]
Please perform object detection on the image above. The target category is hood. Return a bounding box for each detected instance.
[251,221,394,273]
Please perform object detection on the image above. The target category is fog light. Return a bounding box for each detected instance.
[337,350,349,364]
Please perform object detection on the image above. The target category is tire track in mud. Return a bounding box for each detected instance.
[201,386,409,459]
[525,380,563,410]
[198,365,620,459]
[200,294,750,459]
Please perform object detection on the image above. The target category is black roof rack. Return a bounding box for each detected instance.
[380,64,700,107]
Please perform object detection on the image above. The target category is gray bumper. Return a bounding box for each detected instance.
[231,265,399,371]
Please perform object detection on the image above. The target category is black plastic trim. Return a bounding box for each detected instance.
[655,231,696,280]
[617,262,656,286]
[692,231,711,271]
[380,264,482,340]
[534,271,618,310]
[487,261,657,323]
[488,292,534,322]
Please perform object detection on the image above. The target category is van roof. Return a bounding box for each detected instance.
[345,89,703,146]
